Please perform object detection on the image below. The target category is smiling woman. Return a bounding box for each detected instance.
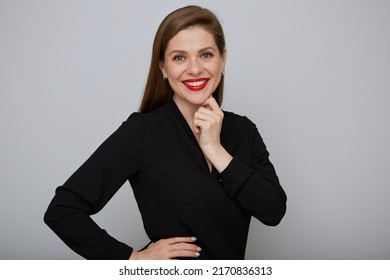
[161,27,226,117]
[44,5,287,260]
[139,5,227,113]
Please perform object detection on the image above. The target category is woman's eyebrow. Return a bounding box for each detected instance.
[168,50,187,56]
[198,47,215,53]
[168,47,216,56]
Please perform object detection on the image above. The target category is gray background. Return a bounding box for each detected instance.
[1,0,389,259]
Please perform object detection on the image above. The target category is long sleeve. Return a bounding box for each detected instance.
[219,117,287,226]
[44,113,144,259]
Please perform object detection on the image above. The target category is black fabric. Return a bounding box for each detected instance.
[44,99,287,259]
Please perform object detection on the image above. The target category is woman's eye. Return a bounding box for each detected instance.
[202,52,213,59]
[174,55,185,61]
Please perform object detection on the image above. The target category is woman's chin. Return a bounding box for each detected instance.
[185,92,213,105]
[174,92,212,107]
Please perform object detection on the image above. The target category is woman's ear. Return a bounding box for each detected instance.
[221,48,227,72]
[159,61,167,78]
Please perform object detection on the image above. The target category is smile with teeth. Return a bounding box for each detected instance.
[182,78,209,91]
[184,80,206,86]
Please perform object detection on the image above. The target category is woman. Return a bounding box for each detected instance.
[44,5,287,260]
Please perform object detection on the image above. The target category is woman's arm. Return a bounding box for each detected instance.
[44,114,204,259]
[194,97,286,226]
[219,125,287,226]
[44,114,144,259]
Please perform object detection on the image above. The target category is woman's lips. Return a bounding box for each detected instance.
[182,78,209,91]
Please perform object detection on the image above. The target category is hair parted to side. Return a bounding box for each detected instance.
[139,5,226,113]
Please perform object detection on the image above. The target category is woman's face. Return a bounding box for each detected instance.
[160,26,226,109]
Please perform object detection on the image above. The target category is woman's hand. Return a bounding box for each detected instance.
[129,237,201,260]
[193,97,223,151]
[193,97,233,173]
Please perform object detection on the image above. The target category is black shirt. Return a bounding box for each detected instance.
[44,99,287,259]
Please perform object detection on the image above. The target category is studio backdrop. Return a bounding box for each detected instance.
[0,0,389,259]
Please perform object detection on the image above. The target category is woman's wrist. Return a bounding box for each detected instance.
[203,145,233,173]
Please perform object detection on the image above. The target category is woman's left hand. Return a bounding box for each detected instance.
[193,97,232,173]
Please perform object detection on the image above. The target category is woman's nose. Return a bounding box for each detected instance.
[187,58,203,75]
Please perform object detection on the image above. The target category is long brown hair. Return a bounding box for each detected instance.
[139,5,226,113]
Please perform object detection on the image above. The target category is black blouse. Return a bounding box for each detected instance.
[44,99,287,259]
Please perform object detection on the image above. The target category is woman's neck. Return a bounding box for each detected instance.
[172,96,201,129]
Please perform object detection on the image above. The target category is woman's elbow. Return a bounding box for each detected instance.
[43,205,67,230]
[43,206,57,229]
[267,204,286,226]
[256,201,287,227]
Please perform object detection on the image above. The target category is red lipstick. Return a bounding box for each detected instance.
[182,78,209,91]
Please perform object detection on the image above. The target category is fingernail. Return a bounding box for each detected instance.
[197,247,202,251]
[195,252,200,257]
[191,237,197,241]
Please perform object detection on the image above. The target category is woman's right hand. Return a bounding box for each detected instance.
[129,237,201,260]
